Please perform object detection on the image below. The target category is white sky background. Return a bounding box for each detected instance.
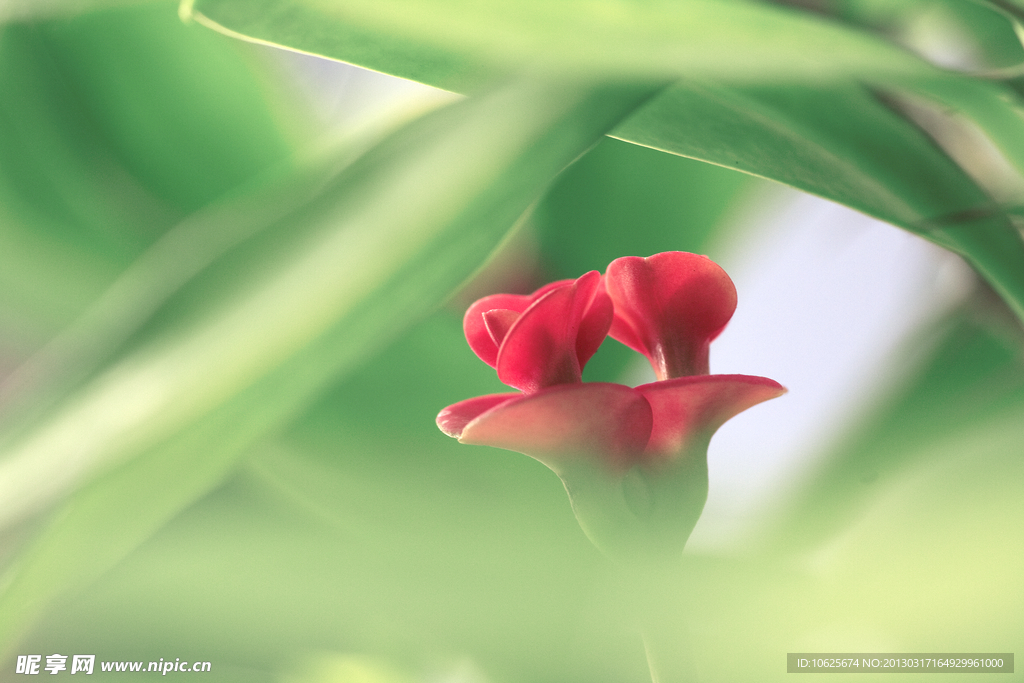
[282,53,977,554]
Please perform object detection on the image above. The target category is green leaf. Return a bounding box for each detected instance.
[612,81,1024,321]
[184,0,937,92]
[908,76,1024,180]
[12,315,635,679]
[181,0,1024,321]
[828,0,1024,75]
[0,157,340,441]
[615,83,983,236]
[978,0,1024,45]
[0,6,296,342]
[38,6,300,214]
[0,80,655,653]
[536,137,754,278]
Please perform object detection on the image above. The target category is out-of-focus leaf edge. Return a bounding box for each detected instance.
[612,81,1024,323]
[0,81,659,654]
[182,0,937,89]
[182,0,1024,323]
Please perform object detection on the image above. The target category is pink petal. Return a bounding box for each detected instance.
[496,271,606,393]
[462,280,574,368]
[527,278,576,299]
[436,393,520,438]
[606,252,737,379]
[636,375,786,457]
[482,309,519,347]
[458,383,652,470]
[463,294,532,368]
[576,279,613,369]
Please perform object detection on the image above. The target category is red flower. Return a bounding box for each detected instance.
[606,251,736,379]
[438,253,784,560]
[462,270,612,393]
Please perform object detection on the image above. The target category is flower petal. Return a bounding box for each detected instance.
[636,374,786,457]
[436,393,520,438]
[482,309,520,347]
[458,383,652,470]
[496,270,607,393]
[576,278,613,369]
[606,252,737,379]
[463,294,532,368]
[462,280,574,368]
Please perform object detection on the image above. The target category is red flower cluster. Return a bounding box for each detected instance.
[437,252,784,559]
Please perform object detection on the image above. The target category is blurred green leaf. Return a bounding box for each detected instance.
[13,315,648,681]
[0,22,168,337]
[977,0,1024,41]
[613,81,1024,321]
[614,83,972,226]
[180,0,1024,323]
[0,5,297,342]
[184,0,937,92]
[826,0,1024,74]
[0,80,655,654]
[536,137,754,278]
[39,6,300,214]
[18,312,1024,682]
[908,76,1024,180]
[0,164,333,439]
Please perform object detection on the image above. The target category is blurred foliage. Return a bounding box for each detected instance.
[187,0,1024,322]
[16,308,1024,681]
[1,1,1023,682]
[0,5,293,344]
[183,0,938,90]
[781,288,1024,548]
[0,24,646,668]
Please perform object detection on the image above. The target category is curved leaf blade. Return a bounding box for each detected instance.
[0,7,297,343]
[184,0,937,91]
[182,0,1024,321]
[0,80,657,651]
[612,81,1024,321]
